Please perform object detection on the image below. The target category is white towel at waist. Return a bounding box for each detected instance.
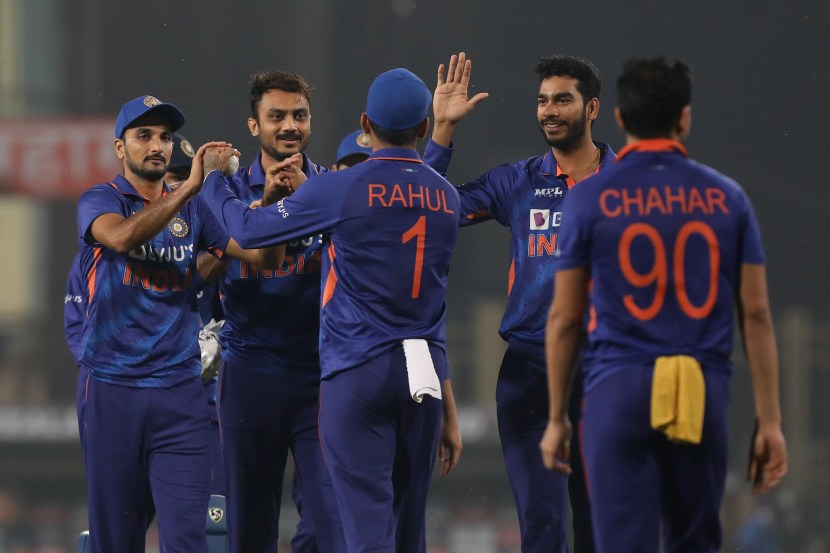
[402,339,442,403]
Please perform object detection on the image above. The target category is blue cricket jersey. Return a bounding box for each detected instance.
[215,153,326,377]
[202,147,460,379]
[76,175,230,387]
[64,251,85,365]
[556,139,766,391]
[424,139,616,346]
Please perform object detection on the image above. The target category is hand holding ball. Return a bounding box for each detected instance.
[227,155,240,176]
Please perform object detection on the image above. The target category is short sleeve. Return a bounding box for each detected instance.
[77,185,125,245]
[555,186,592,271]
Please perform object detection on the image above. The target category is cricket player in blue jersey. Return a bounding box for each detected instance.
[425,52,612,552]
[75,95,283,553]
[200,67,463,553]
[540,57,788,553]
[192,70,349,553]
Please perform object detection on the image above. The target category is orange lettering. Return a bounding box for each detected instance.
[706,188,728,214]
[664,186,686,214]
[687,188,707,214]
[388,184,407,207]
[368,184,387,207]
[600,189,621,217]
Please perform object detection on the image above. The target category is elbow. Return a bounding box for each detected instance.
[742,302,774,329]
[109,238,135,255]
[547,309,583,335]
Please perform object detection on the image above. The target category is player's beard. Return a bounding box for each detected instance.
[540,105,589,153]
[261,131,310,162]
[125,154,167,182]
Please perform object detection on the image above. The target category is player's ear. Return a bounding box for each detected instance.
[586,97,600,122]
[416,118,429,140]
[675,105,692,141]
[114,137,125,160]
[360,113,371,135]
[613,107,625,132]
[247,117,259,137]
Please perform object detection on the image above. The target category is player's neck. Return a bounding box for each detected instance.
[125,173,164,202]
[553,136,600,183]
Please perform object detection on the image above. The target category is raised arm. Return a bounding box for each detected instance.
[431,52,489,147]
[89,141,233,253]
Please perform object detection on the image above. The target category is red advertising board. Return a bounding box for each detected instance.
[0,118,123,198]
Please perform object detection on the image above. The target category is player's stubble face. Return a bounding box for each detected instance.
[118,121,174,182]
[537,75,590,153]
[249,88,312,163]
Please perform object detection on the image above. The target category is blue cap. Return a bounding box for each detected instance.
[365,68,431,131]
[335,130,373,165]
[168,132,196,173]
[115,95,186,138]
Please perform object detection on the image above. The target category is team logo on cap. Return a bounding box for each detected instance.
[143,96,162,107]
[179,139,195,159]
[357,132,371,148]
[168,216,189,238]
[208,507,224,524]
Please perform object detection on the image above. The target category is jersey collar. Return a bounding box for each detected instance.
[365,147,424,163]
[111,174,170,200]
[539,141,614,187]
[617,139,687,160]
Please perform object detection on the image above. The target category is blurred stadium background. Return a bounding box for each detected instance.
[0,0,827,551]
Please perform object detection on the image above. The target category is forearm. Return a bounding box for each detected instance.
[196,252,230,283]
[224,238,285,270]
[743,309,782,427]
[431,121,456,148]
[442,379,458,424]
[545,315,581,421]
[103,183,199,253]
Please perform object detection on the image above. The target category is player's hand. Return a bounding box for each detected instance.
[262,154,305,207]
[437,413,463,476]
[202,145,242,178]
[747,421,788,494]
[540,418,573,474]
[180,141,235,196]
[433,51,489,126]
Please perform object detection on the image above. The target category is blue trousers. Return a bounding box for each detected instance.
[319,346,443,553]
[582,364,730,553]
[496,344,570,553]
[217,362,345,553]
[79,374,212,553]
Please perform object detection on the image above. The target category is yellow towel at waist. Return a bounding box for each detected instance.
[650,355,705,444]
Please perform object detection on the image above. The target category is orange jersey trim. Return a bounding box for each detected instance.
[365,157,425,164]
[617,139,687,160]
[507,258,516,296]
[321,244,338,308]
[86,247,103,310]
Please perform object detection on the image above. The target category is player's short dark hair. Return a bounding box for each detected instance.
[368,121,422,147]
[616,57,693,139]
[249,71,312,119]
[535,55,602,102]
